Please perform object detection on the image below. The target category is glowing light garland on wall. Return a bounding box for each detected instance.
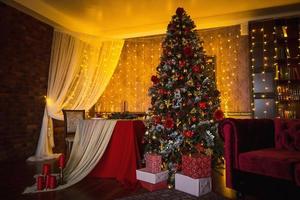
[96,26,250,115]
[250,18,300,119]
[250,26,273,118]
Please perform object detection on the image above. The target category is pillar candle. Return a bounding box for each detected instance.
[36,176,44,190]
[48,175,57,189]
[58,154,65,169]
[42,164,51,176]
[45,175,51,189]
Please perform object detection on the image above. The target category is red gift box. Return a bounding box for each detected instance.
[140,180,167,191]
[182,154,211,179]
[145,153,161,173]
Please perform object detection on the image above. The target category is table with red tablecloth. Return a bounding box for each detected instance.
[88,120,145,188]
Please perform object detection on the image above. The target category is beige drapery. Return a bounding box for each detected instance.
[24,119,116,193]
[27,31,124,161]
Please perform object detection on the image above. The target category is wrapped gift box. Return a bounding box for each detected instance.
[145,153,161,173]
[139,180,167,191]
[182,154,211,178]
[136,168,168,184]
[175,173,211,197]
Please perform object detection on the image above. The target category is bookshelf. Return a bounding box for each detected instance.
[249,17,300,119]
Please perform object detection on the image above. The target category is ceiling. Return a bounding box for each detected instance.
[4,0,300,39]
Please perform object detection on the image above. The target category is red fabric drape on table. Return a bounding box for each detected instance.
[89,120,145,188]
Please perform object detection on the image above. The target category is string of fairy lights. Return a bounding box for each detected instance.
[250,26,272,118]
[96,26,249,115]
[251,20,300,119]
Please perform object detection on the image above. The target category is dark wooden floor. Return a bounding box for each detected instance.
[0,159,237,200]
[3,159,283,200]
[0,159,148,200]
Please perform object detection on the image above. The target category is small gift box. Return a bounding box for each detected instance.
[136,168,168,184]
[182,154,211,179]
[145,153,161,173]
[175,173,212,197]
[140,180,168,191]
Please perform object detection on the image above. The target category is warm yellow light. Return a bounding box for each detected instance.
[46,97,53,106]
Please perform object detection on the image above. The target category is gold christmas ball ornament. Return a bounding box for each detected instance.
[190,108,196,114]
[194,91,200,96]
[187,79,194,86]
[159,104,165,109]
[205,148,213,156]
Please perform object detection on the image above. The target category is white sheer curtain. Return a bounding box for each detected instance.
[24,119,117,193]
[27,31,124,161]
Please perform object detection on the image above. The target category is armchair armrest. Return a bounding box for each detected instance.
[219,118,274,188]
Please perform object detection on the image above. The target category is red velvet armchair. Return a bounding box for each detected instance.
[219,118,300,197]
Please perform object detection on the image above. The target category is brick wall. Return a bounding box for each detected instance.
[0,2,55,162]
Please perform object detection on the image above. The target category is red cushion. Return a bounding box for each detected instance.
[274,119,300,151]
[295,163,300,187]
[239,148,300,181]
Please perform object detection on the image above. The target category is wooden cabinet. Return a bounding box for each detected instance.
[249,17,300,119]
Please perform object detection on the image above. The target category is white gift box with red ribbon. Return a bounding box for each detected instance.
[136,168,168,184]
[175,173,211,197]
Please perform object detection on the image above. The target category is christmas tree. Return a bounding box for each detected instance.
[145,7,224,184]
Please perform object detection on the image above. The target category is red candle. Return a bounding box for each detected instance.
[42,164,51,175]
[36,176,44,190]
[49,175,57,189]
[45,175,51,189]
[58,154,65,169]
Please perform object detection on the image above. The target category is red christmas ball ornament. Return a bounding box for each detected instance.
[191,116,197,122]
[198,102,207,109]
[204,95,209,100]
[179,60,186,68]
[214,109,225,121]
[195,143,205,153]
[184,27,191,34]
[176,7,185,16]
[158,89,166,95]
[183,130,194,138]
[183,46,193,57]
[151,75,159,84]
[164,117,174,129]
[192,65,201,73]
[168,23,175,31]
[153,116,162,124]
[179,76,184,80]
